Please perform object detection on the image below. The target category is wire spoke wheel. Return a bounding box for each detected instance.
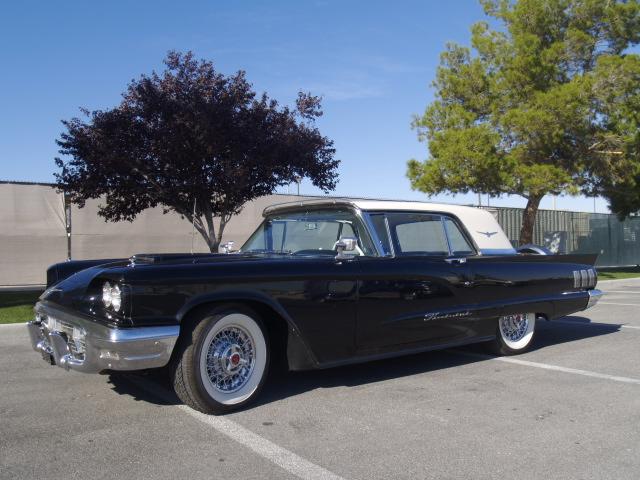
[499,314,529,342]
[205,325,256,394]
[195,311,268,408]
[495,312,536,353]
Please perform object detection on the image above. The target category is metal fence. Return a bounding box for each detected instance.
[492,207,640,266]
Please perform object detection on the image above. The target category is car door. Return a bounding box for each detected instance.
[356,212,479,353]
[243,207,374,365]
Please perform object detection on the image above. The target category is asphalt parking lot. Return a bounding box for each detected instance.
[2,279,639,480]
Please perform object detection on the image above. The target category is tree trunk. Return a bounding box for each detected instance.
[180,204,223,253]
[519,194,543,245]
[206,236,219,253]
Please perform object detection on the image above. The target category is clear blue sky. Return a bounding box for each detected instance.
[0,0,609,213]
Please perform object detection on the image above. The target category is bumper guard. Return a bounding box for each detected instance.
[27,302,179,373]
[584,289,603,310]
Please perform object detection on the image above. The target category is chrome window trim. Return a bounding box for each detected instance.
[244,205,382,257]
[363,210,478,258]
[351,207,383,257]
[383,214,396,256]
[362,212,394,257]
[357,210,386,257]
[441,216,454,256]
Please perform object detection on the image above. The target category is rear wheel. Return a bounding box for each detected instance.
[171,305,269,414]
[487,313,536,355]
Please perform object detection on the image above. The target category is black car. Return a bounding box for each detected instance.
[27,199,602,414]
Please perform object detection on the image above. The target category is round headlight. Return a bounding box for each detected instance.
[102,281,112,308]
[111,284,122,312]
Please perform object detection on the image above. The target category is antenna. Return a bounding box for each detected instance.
[190,197,197,254]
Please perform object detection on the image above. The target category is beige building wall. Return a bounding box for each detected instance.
[0,184,67,286]
[0,184,310,286]
[70,194,310,259]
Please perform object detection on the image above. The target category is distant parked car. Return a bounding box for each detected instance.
[28,199,602,413]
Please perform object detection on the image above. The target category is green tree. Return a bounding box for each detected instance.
[408,0,640,245]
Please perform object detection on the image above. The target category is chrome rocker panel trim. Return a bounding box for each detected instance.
[27,302,179,373]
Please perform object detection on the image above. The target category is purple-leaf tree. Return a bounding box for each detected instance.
[55,51,339,252]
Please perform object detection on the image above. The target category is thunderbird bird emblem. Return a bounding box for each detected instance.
[477,230,498,238]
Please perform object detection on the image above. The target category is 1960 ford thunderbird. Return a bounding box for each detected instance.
[27,199,602,413]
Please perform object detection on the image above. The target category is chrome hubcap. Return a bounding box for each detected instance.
[205,326,255,393]
[499,314,529,342]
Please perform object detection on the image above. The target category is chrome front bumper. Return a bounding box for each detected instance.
[27,302,179,373]
[584,289,603,310]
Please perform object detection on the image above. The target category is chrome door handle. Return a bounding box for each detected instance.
[445,257,467,264]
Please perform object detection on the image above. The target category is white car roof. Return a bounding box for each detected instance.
[264,198,516,255]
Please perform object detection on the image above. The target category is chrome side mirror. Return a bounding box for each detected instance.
[220,241,235,254]
[335,237,357,259]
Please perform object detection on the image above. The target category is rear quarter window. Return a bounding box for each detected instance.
[443,217,475,255]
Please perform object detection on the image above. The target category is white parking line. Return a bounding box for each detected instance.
[451,351,640,385]
[179,406,346,480]
[132,376,346,480]
[598,302,640,307]
[601,290,640,294]
[551,319,640,330]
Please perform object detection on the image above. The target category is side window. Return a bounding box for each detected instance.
[282,221,342,252]
[268,221,286,250]
[340,222,356,238]
[388,214,449,256]
[368,214,393,256]
[443,217,475,255]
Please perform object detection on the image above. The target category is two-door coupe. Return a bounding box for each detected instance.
[27,199,602,413]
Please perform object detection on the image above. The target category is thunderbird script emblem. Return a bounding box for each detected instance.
[477,230,498,238]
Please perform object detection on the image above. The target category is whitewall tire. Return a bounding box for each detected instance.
[488,313,536,355]
[171,305,269,414]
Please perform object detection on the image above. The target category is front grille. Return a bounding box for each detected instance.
[573,268,597,289]
[41,315,86,360]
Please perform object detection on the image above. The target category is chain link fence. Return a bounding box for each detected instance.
[492,207,640,267]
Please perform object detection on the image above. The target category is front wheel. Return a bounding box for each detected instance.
[171,305,269,414]
[487,313,536,355]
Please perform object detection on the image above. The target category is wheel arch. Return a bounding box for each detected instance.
[175,291,319,371]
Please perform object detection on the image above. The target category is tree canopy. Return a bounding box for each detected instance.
[55,51,339,252]
[407,0,640,244]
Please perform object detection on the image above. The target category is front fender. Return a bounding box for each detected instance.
[175,289,319,370]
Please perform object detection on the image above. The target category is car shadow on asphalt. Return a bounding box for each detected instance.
[105,315,620,411]
[530,315,621,352]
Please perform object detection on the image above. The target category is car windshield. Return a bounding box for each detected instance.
[241,209,376,256]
